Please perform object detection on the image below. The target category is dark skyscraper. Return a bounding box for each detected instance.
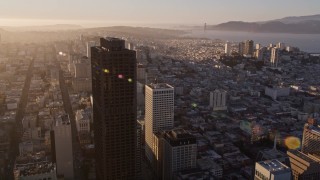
[244,40,254,56]
[91,37,137,179]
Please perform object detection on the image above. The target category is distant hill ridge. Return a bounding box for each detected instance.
[0,24,83,32]
[208,14,320,34]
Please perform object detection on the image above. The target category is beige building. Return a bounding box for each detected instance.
[53,115,74,179]
[254,160,291,180]
[145,83,174,169]
[287,150,320,180]
[72,56,92,92]
[86,41,96,58]
[271,47,279,67]
[162,129,197,180]
[225,41,231,56]
[302,123,320,154]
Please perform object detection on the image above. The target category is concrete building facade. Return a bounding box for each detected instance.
[254,160,291,180]
[210,89,227,111]
[145,83,174,168]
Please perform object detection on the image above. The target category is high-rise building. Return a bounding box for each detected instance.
[52,114,74,179]
[255,47,266,61]
[72,56,92,92]
[244,40,254,56]
[287,150,320,180]
[145,83,174,168]
[256,43,261,50]
[74,56,91,78]
[225,41,231,56]
[137,81,145,110]
[210,89,227,111]
[86,41,96,58]
[239,42,245,56]
[270,47,279,67]
[91,37,137,179]
[162,129,197,180]
[302,123,320,154]
[127,42,134,50]
[137,63,147,83]
[276,42,285,50]
[254,160,291,180]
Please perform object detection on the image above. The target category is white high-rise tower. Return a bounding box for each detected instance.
[145,83,174,166]
[225,41,231,56]
[271,47,279,67]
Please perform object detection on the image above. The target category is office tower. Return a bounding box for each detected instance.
[72,56,92,92]
[255,47,266,61]
[225,41,231,56]
[145,83,174,168]
[254,160,291,180]
[137,82,145,109]
[302,123,320,154]
[210,89,227,111]
[74,56,91,78]
[52,115,74,179]
[244,40,254,56]
[91,37,137,179]
[287,150,320,180]
[239,42,245,56]
[86,41,96,58]
[162,129,197,180]
[270,47,279,67]
[137,63,147,83]
[256,43,261,50]
[276,42,285,50]
[127,42,134,50]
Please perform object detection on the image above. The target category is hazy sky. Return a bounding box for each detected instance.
[1,0,320,27]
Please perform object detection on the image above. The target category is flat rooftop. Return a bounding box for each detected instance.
[104,37,122,41]
[257,159,290,173]
[288,150,320,163]
[164,129,197,147]
[305,123,320,135]
[147,83,174,89]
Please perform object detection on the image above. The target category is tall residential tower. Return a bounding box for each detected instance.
[225,41,231,56]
